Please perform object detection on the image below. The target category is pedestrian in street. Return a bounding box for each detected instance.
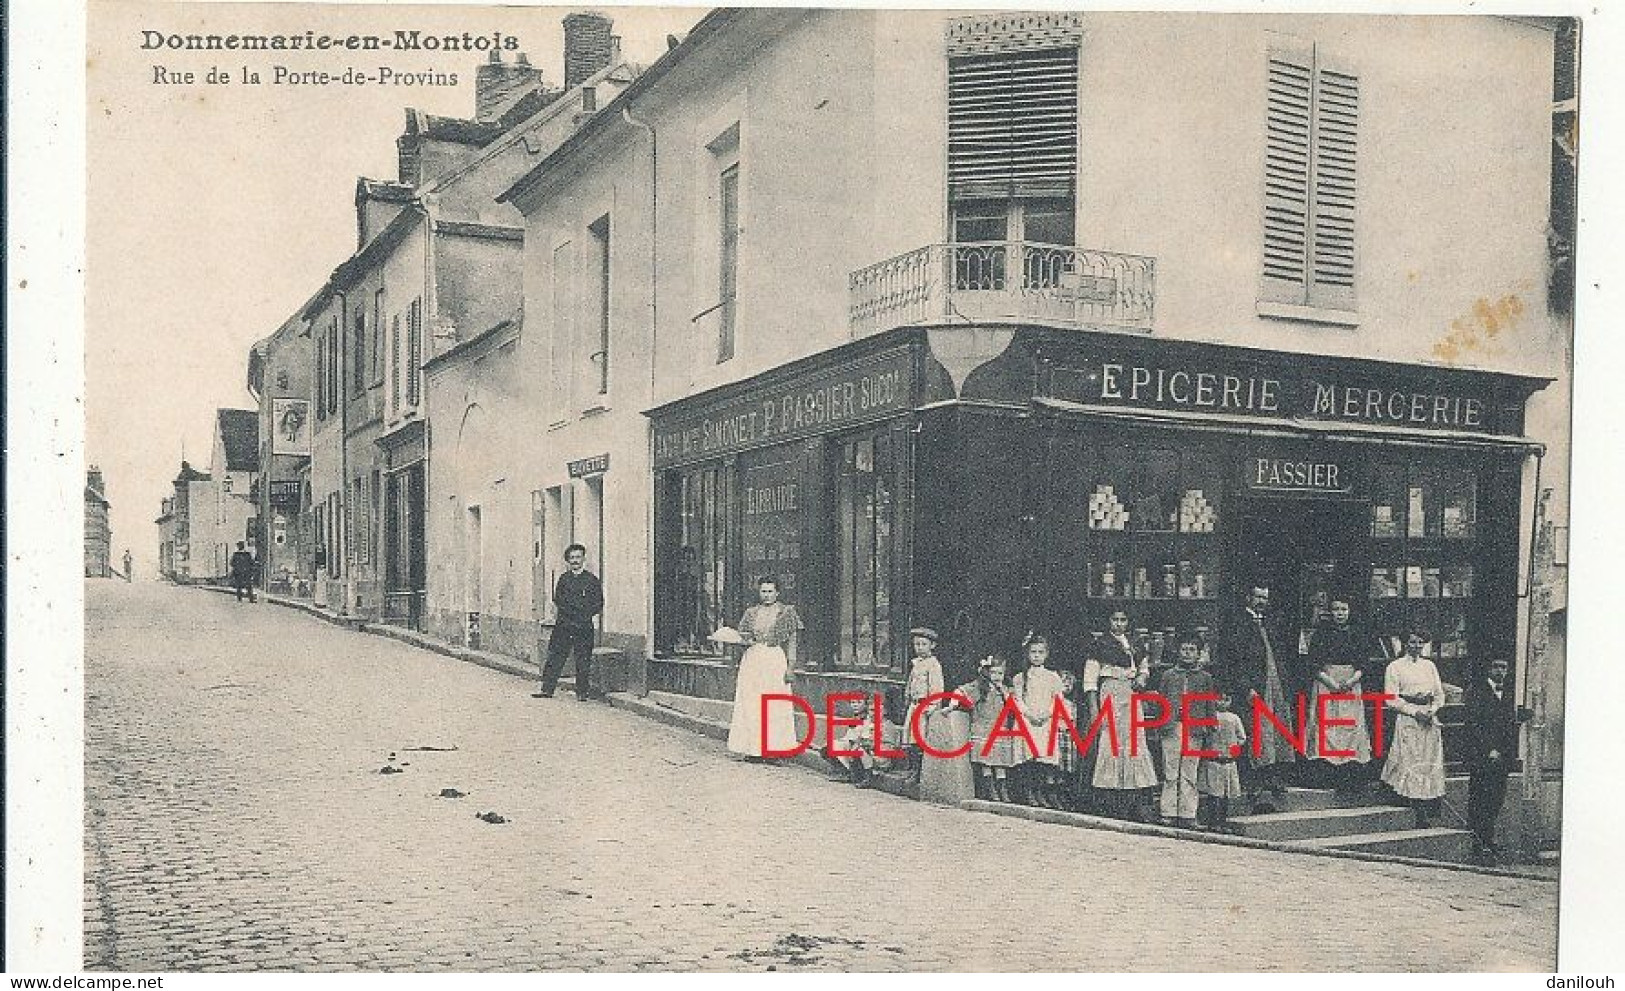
[1463,657,1533,864]
[725,576,803,759]
[903,627,946,784]
[1304,596,1373,794]
[229,541,257,602]
[1155,631,1216,829]
[122,549,133,582]
[1013,633,1070,809]
[1381,628,1448,827]
[959,656,1020,802]
[1083,610,1158,820]
[1219,584,1297,811]
[1199,692,1247,833]
[536,544,607,701]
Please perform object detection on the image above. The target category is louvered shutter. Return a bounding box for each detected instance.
[948,46,1079,202]
[1309,52,1358,310]
[1261,39,1359,311]
[1261,38,1314,304]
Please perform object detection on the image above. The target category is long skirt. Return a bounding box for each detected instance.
[1380,711,1446,800]
[919,707,976,806]
[1091,676,1158,790]
[1307,669,1372,765]
[727,644,801,757]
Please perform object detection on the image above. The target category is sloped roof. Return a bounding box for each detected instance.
[216,408,260,473]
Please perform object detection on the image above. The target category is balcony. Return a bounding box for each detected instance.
[849,242,1155,337]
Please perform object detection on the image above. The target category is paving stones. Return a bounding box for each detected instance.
[84,581,1559,972]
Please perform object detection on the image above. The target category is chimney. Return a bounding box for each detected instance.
[87,466,105,495]
[475,49,547,122]
[563,11,617,89]
[397,110,423,186]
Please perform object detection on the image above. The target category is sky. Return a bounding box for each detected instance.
[86,1,705,576]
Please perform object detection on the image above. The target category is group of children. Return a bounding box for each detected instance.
[823,605,1388,834]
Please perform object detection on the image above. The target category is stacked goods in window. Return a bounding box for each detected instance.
[1086,485,1128,531]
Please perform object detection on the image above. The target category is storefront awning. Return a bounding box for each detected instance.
[1033,397,1545,454]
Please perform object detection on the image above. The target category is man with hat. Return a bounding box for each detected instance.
[903,626,946,784]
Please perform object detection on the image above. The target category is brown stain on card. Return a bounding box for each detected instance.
[1432,294,1524,363]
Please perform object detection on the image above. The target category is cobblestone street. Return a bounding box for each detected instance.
[84,581,1559,971]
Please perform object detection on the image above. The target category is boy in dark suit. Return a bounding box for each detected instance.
[1463,658,1533,864]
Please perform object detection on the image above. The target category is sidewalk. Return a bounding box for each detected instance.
[204,583,1558,881]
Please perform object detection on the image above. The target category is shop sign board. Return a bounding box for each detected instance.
[1045,348,1505,434]
[1240,451,1364,499]
[653,347,913,469]
[568,453,611,478]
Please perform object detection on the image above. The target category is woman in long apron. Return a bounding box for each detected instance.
[1085,609,1158,819]
[726,576,804,759]
[1305,597,1374,793]
[1380,629,1448,826]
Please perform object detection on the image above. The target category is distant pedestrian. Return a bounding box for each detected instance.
[122,549,133,582]
[1463,658,1532,864]
[229,542,256,602]
[537,544,606,701]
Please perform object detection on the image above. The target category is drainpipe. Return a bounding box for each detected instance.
[622,104,657,696]
[338,288,351,616]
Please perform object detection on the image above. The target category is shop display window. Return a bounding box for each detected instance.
[669,465,735,657]
[837,429,901,672]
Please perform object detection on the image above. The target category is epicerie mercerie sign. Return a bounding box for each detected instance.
[653,349,912,469]
[1047,355,1494,432]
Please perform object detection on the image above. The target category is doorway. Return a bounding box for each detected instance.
[1231,497,1369,658]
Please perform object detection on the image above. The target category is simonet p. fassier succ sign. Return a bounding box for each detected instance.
[1044,349,1505,433]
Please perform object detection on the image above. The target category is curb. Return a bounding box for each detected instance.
[201,585,364,630]
[957,799,1558,881]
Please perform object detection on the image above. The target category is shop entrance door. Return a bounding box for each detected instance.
[1232,497,1369,656]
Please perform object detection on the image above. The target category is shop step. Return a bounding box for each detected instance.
[1297,826,1476,863]
[1247,787,1372,814]
[1229,805,1416,843]
[645,690,734,726]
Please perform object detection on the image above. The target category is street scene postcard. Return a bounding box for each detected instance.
[10,0,1613,976]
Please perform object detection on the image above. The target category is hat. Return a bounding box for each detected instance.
[909,627,939,643]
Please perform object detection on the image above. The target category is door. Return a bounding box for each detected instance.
[465,504,483,648]
[1232,498,1369,668]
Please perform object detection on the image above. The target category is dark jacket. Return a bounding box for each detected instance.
[1305,623,1373,683]
[553,570,604,629]
[1463,678,1524,768]
[229,550,256,584]
[1218,607,1286,700]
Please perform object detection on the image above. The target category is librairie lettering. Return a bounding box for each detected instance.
[1085,362,1486,428]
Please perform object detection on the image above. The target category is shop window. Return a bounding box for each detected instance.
[668,465,735,656]
[1260,37,1359,313]
[1057,440,1225,666]
[1368,462,1479,692]
[837,430,900,671]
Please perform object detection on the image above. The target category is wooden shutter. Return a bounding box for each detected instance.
[390,314,401,413]
[1261,37,1314,303]
[948,46,1079,202]
[1261,39,1359,311]
[1309,52,1358,310]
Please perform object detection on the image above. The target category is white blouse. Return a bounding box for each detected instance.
[1384,655,1445,717]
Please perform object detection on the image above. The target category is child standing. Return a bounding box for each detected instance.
[1155,632,1217,829]
[1200,693,1248,833]
[903,628,946,784]
[959,657,1020,801]
[1014,634,1071,809]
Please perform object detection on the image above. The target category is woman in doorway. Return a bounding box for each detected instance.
[1381,628,1448,826]
[1084,609,1159,819]
[1305,596,1373,793]
[726,576,804,760]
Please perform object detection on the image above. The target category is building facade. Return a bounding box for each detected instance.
[200,409,262,581]
[486,8,1567,795]
[155,461,211,583]
[85,466,113,578]
[248,302,317,596]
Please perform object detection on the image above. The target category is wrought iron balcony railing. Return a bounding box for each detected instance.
[849,241,1155,337]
